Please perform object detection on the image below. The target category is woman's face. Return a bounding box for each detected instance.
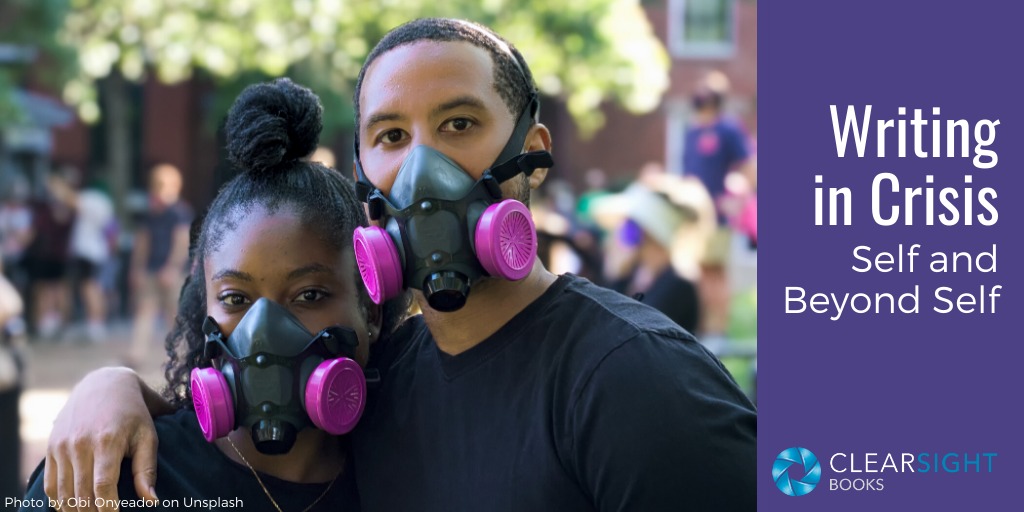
[203,205,371,366]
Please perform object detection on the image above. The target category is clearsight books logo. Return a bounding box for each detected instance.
[773,447,822,496]
[772,446,998,496]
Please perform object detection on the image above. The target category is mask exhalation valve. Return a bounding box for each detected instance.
[425,271,471,312]
[252,419,297,455]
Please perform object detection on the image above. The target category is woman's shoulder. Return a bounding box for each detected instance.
[153,409,209,448]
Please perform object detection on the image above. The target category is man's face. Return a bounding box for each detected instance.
[357,41,536,200]
[151,165,183,206]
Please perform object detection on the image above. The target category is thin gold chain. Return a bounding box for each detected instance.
[227,436,343,512]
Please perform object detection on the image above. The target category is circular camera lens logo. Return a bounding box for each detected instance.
[773,447,821,496]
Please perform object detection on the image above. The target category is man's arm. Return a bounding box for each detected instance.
[162,224,190,273]
[568,333,756,511]
[44,367,173,512]
[129,228,149,292]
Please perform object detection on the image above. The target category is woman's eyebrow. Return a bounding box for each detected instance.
[211,269,254,282]
[287,263,335,280]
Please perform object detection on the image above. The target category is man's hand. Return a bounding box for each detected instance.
[44,367,161,512]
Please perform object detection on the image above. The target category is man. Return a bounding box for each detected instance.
[44,19,755,512]
[128,164,191,366]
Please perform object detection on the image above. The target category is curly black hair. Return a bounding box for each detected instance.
[353,18,537,138]
[162,78,411,409]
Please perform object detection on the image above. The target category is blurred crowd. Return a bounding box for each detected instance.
[0,163,191,361]
[531,71,758,391]
[0,71,756,389]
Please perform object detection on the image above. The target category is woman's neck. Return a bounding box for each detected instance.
[217,427,345,483]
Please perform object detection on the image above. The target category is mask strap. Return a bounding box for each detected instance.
[202,316,226,361]
[354,150,374,203]
[353,93,554,200]
[486,94,554,184]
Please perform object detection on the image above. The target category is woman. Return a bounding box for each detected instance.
[21,78,407,511]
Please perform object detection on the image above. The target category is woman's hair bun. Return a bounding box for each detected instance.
[225,78,323,175]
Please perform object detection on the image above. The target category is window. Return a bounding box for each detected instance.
[669,0,736,58]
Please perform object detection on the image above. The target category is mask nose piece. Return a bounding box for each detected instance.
[424,271,471,312]
[251,419,297,455]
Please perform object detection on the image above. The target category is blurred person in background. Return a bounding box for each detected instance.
[1,173,34,301]
[69,178,116,342]
[531,179,603,281]
[592,169,714,334]
[128,164,192,367]
[26,166,78,340]
[683,71,755,339]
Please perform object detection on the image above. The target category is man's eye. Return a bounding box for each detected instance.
[379,129,406,144]
[440,118,474,132]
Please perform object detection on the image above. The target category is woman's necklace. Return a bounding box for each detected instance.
[227,436,343,512]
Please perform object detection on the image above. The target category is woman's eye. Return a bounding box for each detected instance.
[219,293,249,307]
[296,289,329,302]
[440,118,475,132]
[379,129,406,145]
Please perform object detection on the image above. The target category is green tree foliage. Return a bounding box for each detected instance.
[57,0,668,135]
[0,0,77,123]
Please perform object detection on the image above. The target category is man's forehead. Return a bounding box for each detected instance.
[359,41,497,117]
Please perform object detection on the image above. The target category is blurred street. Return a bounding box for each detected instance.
[17,322,167,486]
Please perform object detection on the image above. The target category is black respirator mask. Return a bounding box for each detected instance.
[353,94,554,312]
[190,298,366,454]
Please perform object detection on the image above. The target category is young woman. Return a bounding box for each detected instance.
[21,78,407,512]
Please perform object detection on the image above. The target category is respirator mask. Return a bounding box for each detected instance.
[190,298,366,454]
[353,92,554,312]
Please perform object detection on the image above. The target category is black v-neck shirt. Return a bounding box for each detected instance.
[353,274,756,511]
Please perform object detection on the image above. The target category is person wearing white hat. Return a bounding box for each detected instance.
[592,176,714,332]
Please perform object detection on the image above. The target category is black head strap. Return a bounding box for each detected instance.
[354,154,374,203]
[353,93,553,201]
[485,94,554,184]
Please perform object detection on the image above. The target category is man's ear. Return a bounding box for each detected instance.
[525,123,552,190]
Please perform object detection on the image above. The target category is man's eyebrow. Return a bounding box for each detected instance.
[287,263,335,280]
[365,111,404,131]
[431,96,487,117]
[364,96,487,131]
[211,269,254,282]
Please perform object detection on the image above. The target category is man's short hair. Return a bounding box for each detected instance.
[354,18,537,138]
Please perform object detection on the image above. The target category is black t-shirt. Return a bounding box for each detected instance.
[144,201,192,272]
[21,410,359,511]
[353,274,756,511]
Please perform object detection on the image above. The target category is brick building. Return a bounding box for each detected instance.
[546,0,757,191]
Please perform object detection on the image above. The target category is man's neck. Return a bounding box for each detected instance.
[218,428,345,483]
[420,260,558,355]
